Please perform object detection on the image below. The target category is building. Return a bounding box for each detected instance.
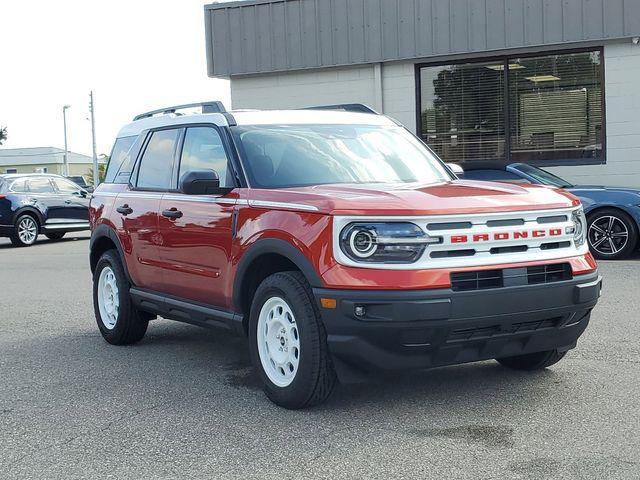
[0,147,101,177]
[205,0,640,187]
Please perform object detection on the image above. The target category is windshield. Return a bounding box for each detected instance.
[232,124,452,188]
[512,163,573,188]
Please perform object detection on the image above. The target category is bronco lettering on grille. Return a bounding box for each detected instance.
[451,228,562,244]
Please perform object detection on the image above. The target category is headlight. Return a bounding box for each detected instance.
[568,208,587,247]
[339,222,439,263]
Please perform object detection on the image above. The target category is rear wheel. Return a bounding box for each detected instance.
[10,214,39,247]
[45,232,65,241]
[496,349,567,370]
[249,271,336,409]
[93,250,149,345]
[587,208,638,260]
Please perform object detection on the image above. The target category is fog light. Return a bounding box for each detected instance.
[354,306,366,317]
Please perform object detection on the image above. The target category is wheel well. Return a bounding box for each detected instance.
[15,209,41,227]
[238,253,300,332]
[90,236,117,274]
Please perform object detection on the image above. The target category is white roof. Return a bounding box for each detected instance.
[0,147,100,167]
[116,109,398,138]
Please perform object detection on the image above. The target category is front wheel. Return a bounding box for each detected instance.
[587,208,638,260]
[249,271,336,409]
[496,349,567,370]
[93,250,149,345]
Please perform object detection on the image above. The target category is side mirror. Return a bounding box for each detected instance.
[74,189,88,198]
[446,163,464,176]
[180,169,231,195]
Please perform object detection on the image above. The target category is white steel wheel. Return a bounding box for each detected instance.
[17,216,38,245]
[257,296,301,387]
[97,266,120,330]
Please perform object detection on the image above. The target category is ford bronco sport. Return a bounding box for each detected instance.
[89,101,602,409]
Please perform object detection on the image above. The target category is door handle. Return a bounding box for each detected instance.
[116,204,133,215]
[162,208,183,219]
[65,200,72,204]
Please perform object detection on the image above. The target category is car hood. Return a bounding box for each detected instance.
[247,180,579,216]
[568,185,640,195]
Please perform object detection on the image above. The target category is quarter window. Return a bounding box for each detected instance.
[104,136,137,184]
[136,129,180,190]
[10,179,27,192]
[179,127,234,187]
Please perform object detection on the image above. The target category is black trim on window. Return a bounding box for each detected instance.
[415,46,606,168]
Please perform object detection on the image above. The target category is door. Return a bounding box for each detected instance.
[50,177,89,221]
[25,177,65,221]
[157,126,237,308]
[114,128,181,291]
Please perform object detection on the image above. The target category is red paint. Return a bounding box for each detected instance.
[90,180,596,310]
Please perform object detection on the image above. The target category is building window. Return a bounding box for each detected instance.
[418,49,603,166]
[6,168,17,174]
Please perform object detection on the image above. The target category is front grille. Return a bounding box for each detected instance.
[451,263,572,292]
[450,269,503,291]
[448,317,562,342]
[526,263,572,284]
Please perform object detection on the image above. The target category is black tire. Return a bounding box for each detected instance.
[496,349,567,371]
[45,232,66,241]
[93,249,149,345]
[10,213,39,247]
[587,208,638,260]
[248,271,337,409]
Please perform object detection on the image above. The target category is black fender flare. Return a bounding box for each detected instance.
[232,238,323,311]
[90,224,133,284]
[13,206,45,227]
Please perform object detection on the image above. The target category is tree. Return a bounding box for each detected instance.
[87,154,108,185]
[0,126,7,145]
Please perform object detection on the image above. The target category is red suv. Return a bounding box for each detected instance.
[89,101,602,409]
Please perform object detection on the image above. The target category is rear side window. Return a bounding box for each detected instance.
[179,127,234,187]
[136,129,180,190]
[27,177,55,193]
[104,136,137,184]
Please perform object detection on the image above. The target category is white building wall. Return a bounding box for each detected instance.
[230,65,378,111]
[548,42,640,187]
[230,43,640,187]
[230,62,417,131]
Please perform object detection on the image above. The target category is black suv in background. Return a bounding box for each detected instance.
[66,175,94,193]
[0,174,90,247]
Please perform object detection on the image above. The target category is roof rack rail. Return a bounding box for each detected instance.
[303,103,378,114]
[133,101,228,121]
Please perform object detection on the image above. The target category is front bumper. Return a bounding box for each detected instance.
[313,271,601,382]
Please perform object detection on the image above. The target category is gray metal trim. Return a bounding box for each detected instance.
[205,0,640,77]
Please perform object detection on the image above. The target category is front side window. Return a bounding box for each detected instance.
[136,129,180,190]
[104,136,137,184]
[419,49,603,166]
[52,178,81,194]
[179,127,234,187]
[232,124,451,188]
[27,177,55,194]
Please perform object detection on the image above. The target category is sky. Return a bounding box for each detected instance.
[0,0,231,157]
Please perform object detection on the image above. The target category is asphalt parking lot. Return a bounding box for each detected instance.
[0,234,639,479]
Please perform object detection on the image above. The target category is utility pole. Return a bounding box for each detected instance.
[62,105,70,176]
[89,91,98,187]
